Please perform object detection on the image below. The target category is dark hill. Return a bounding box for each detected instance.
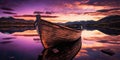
[99,15,120,22]
[0,17,34,27]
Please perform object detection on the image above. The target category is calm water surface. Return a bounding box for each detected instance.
[0,29,120,60]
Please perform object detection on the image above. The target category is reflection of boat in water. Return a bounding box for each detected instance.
[34,12,82,48]
[38,39,81,60]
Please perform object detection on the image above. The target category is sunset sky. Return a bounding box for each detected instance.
[0,0,120,23]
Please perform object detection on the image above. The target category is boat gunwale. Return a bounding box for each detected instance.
[38,20,81,33]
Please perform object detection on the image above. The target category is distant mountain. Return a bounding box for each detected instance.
[62,15,120,30]
[99,15,120,22]
[0,17,34,23]
[93,15,120,29]
[0,17,34,27]
[0,17,15,21]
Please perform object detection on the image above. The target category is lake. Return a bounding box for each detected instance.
[0,27,120,60]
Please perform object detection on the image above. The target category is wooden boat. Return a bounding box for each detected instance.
[34,12,82,48]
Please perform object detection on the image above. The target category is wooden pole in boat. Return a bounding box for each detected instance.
[34,11,41,22]
[34,11,43,46]
[34,11,42,27]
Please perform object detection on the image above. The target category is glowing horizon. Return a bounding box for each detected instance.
[0,0,119,23]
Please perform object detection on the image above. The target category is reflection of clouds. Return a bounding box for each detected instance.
[0,32,15,39]
[82,30,120,41]
[75,47,120,60]
[33,38,41,43]
[75,50,88,58]
[82,40,105,48]
[0,41,13,44]
[82,30,107,37]
[75,30,120,60]
[2,37,16,40]
[12,30,38,36]
[83,35,120,42]
[98,40,120,44]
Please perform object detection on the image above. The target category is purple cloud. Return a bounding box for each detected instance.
[97,8,120,12]
[1,7,14,11]
[3,11,16,14]
[14,14,58,18]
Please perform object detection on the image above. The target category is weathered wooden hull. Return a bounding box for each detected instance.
[36,20,82,48]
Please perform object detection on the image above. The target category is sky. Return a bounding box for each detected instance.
[0,0,120,23]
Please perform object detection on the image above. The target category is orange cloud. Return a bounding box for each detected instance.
[64,1,109,11]
[84,9,120,16]
[14,15,58,18]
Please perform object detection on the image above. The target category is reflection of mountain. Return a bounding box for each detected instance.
[84,26,120,35]
[96,28,120,35]
[0,27,35,34]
